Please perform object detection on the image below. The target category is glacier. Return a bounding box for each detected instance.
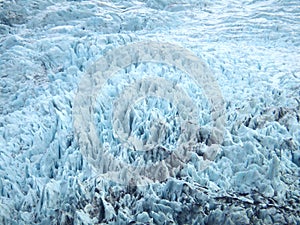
[0,0,300,224]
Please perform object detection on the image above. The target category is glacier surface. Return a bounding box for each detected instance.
[0,0,300,224]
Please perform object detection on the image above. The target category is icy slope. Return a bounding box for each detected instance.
[0,0,300,224]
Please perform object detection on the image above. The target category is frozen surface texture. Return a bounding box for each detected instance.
[0,0,300,224]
